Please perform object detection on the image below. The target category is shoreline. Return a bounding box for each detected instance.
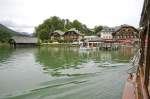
[40,43,80,47]
[0,43,10,48]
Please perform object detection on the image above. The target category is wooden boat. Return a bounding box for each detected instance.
[122,0,150,99]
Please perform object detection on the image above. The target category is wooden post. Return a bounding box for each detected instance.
[139,27,146,66]
[144,19,150,98]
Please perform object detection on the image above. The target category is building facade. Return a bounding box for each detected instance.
[112,25,139,40]
[63,28,83,42]
[112,25,139,44]
[50,30,64,42]
[100,27,116,40]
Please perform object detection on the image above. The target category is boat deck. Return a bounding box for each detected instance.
[122,74,136,99]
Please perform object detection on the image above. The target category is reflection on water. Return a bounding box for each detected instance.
[0,48,13,63]
[36,47,133,68]
[0,47,135,99]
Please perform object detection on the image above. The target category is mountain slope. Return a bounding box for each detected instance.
[0,24,30,36]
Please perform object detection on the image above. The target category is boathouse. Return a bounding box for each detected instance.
[9,36,38,48]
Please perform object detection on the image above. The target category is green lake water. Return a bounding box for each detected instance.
[0,47,135,99]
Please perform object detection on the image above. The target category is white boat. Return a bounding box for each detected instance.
[79,47,92,50]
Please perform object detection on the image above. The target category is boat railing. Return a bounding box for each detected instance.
[127,49,141,74]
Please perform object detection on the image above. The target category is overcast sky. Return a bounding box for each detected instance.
[0,0,144,33]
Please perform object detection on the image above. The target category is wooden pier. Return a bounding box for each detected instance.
[80,39,120,50]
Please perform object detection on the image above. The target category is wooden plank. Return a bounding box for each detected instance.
[143,19,150,98]
[122,74,136,99]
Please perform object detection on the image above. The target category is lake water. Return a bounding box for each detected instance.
[0,47,135,99]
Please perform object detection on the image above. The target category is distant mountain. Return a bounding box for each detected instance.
[20,32,33,36]
[0,24,31,37]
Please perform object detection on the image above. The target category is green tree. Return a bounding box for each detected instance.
[71,20,91,34]
[38,29,49,41]
[64,19,73,30]
[35,16,103,41]
[94,25,103,33]
[0,29,12,43]
[72,20,83,32]
[35,16,65,41]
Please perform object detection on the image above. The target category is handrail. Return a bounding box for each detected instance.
[127,49,141,74]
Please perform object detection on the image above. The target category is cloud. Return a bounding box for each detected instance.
[0,0,144,33]
[0,19,34,33]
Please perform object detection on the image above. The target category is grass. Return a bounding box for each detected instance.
[0,43,10,48]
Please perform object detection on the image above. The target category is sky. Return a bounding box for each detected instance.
[0,0,144,33]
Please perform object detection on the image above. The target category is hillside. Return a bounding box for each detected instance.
[0,24,30,36]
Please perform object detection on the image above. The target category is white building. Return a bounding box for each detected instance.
[100,27,116,40]
[84,36,102,41]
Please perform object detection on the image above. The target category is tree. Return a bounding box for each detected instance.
[72,20,83,32]
[94,25,103,33]
[35,16,65,41]
[64,19,73,30]
[0,29,12,43]
[71,20,91,34]
[34,16,102,41]
[38,29,49,41]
